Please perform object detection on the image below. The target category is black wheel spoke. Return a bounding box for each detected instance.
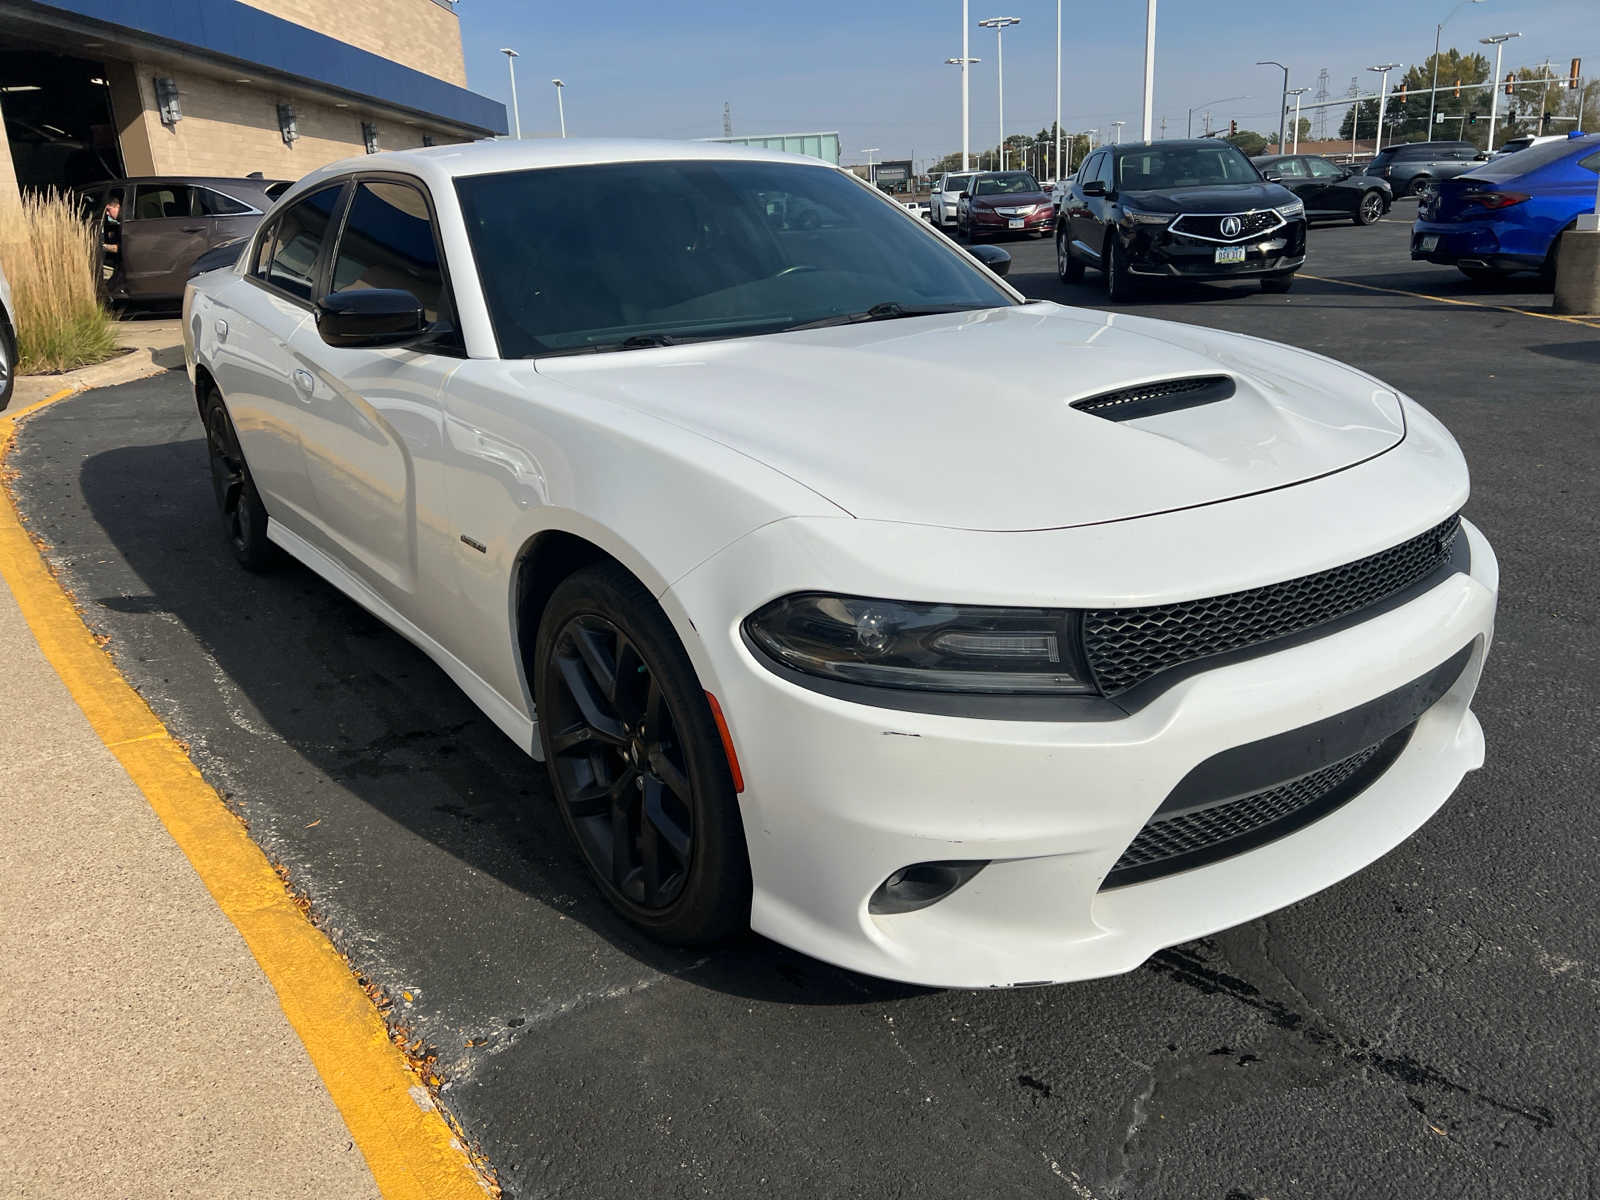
[643,776,692,860]
[555,652,625,743]
[610,800,635,891]
[566,772,625,820]
[572,624,619,704]
[549,716,625,755]
[649,747,691,804]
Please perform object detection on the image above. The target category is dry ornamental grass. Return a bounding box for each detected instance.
[0,190,119,375]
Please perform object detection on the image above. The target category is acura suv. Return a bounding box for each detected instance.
[1057,140,1306,298]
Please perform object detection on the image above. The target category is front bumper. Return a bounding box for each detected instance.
[664,482,1495,989]
[1122,217,1307,280]
[969,209,1055,237]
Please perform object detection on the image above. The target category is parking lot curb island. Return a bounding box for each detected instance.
[1553,229,1600,315]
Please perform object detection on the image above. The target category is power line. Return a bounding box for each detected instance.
[1314,67,1331,138]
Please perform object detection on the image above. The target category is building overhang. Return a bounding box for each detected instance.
[1,0,507,136]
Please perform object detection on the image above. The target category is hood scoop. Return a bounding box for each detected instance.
[1072,375,1236,423]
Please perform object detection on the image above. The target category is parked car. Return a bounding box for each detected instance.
[1057,139,1307,298]
[930,171,977,227]
[1491,133,1572,160]
[1412,132,1600,281]
[187,238,252,279]
[78,176,287,304]
[1366,140,1485,197]
[0,261,15,410]
[184,140,1497,989]
[956,170,1055,241]
[900,198,932,221]
[1252,154,1392,225]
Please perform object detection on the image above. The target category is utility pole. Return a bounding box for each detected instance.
[722,102,732,138]
[1368,63,1399,154]
[1287,87,1309,152]
[1140,0,1158,143]
[1481,32,1522,153]
[979,16,1021,169]
[1314,67,1331,138]
[1055,0,1062,185]
[499,48,521,139]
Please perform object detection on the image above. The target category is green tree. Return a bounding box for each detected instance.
[1339,97,1381,142]
[1227,129,1270,156]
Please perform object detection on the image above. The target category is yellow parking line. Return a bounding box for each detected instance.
[0,393,494,1200]
[1301,272,1600,328]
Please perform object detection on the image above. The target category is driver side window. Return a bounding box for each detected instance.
[1306,157,1341,179]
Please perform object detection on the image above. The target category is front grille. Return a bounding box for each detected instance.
[1170,211,1284,242]
[1083,516,1461,696]
[1102,723,1414,889]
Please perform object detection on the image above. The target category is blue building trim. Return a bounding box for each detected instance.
[26,0,506,135]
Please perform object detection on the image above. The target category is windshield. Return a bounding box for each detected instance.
[943,173,976,192]
[1116,145,1260,189]
[973,172,1040,196]
[1469,136,1600,180]
[455,160,1014,358]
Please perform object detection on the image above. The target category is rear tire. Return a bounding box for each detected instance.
[1407,175,1432,198]
[203,389,275,572]
[1056,230,1085,283]
[534,562,751,945]
[1260,272,1296,294]
[1354,190,1385,226]
[0,317,15,411]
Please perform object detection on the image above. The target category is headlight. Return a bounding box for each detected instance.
[743,594,1095,695]
[1123,208,1172,225]
[1275,200,1305,219]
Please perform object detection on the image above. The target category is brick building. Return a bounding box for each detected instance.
[0,0,506,241]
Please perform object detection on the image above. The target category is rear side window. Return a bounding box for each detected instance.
[266,186,343,301]
[330,181,446,323]
[196,187,252,216]
[131,183,195,220]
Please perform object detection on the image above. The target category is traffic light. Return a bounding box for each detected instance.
[1397,82,1407,102]
[1229,119,1237,136]
[1454,78,1461,99]
[1505,72,1516,96]
[1468,111,1479,126]
[1571,58,1583,90]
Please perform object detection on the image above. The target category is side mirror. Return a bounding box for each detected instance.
[1261,170,1283,182]
[968,243,1012,278]
[958,191,970,200]
[316,289,426,348]
[1082,180,1107,197]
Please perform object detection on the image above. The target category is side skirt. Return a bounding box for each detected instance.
[266,519,543,761]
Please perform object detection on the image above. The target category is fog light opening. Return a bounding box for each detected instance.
[868,860,989,915]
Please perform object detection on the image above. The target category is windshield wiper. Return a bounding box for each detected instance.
[781,302,980,333]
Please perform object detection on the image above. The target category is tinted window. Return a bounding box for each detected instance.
[1306,157,1342,179]
[1471,137,1600,180]
[1116,144,1258,189]
[331,181,445,323]
[1267,158,1307,179]
[196,187,252,216]
[251,222,275,277]
[131,184,195,220]
[1581,151,1600,174]
[1094,153,1114,186]
[267,186,342,300]
[973,172,1040,195]
[455,159,1014,358]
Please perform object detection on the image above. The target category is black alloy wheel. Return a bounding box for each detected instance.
[1407,175,1432,198]
[535,563,750,943]
[204,393,274,571]
[1355,190,1385,226]
[1056,229,1084,283]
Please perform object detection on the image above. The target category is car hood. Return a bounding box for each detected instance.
[532,303,1406,532]
[1119,181,1297,213]
[971,191,1052,207]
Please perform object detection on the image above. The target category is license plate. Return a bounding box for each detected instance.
[1420,235,1439,252]
[1008,218,1025,229]
[1214,245,1247,264]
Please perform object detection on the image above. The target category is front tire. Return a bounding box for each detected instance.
[203,390,274,572]
[1056,230,1084,283]
[0,316,15,411]
[1103,236,1134,301]
[1260,272,1296,294]
[1354,190,1385,226]
[535,562,751,945]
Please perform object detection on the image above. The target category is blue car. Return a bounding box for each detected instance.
[1412,132,1600,282]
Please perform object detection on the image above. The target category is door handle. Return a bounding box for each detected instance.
[292,369,316,400]
[181,225,206,233]
[214,319,229,341]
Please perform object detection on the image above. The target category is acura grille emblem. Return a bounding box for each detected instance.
[1220,216,1243,239]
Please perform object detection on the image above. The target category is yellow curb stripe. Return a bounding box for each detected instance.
[1301,272,1600,327]
[0,398,491,1200]
[2,385,82,423]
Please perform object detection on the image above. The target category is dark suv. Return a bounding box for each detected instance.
[1366,141,1486,197]
[1056,139,1307,299]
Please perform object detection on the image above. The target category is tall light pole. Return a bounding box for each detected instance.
[978,16,1020,168]
[1287,87,1309,152]
[1111,120,1126,143]
[1481,32,1521,152]
[1368,63,1400,154]
[1188,95,1246,138]
[499,48,521,139]
[1055,0,1063,180]
[551,78,566,138]
[1140,0,1158,143]
[862,148,880,185]
[946,56,980,171]
[1256,60,1290,150]
[1429,0,1485,140]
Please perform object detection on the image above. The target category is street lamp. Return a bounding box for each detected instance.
[978,16,1020,168]
[946,56,980,172]
[861,148,880,185]
[1055,0,1063,182]
[1480,32,1521,153]
[1429,0,1485,140]
[1287,87,1309,152]
[1111,120,1126,144]
[499,48,521,139]
[1188,95,1246,138]
[1140,0,1158,143]
[551,78,566,138]
[1256,60,1290,150]
[1368,63,1401,155]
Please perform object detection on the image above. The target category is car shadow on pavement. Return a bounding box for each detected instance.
[72,438,929,1008]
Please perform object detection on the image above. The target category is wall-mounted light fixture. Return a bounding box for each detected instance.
[277,102,298,146]
[154,76,181,125]
[362,121,379,154]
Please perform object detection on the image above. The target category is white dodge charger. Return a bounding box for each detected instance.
[183,140,1497,988]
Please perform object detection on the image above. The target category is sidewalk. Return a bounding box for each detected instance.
[0,391,381,1199]
[6,316,183,413]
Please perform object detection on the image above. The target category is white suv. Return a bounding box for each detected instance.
[930,171,976,227]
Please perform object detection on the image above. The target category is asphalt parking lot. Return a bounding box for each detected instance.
[11,206,1600,1200]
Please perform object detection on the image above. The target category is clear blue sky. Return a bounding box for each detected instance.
[458,0,1597,165]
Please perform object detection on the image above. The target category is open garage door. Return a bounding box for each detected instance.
[1,48,124,193]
